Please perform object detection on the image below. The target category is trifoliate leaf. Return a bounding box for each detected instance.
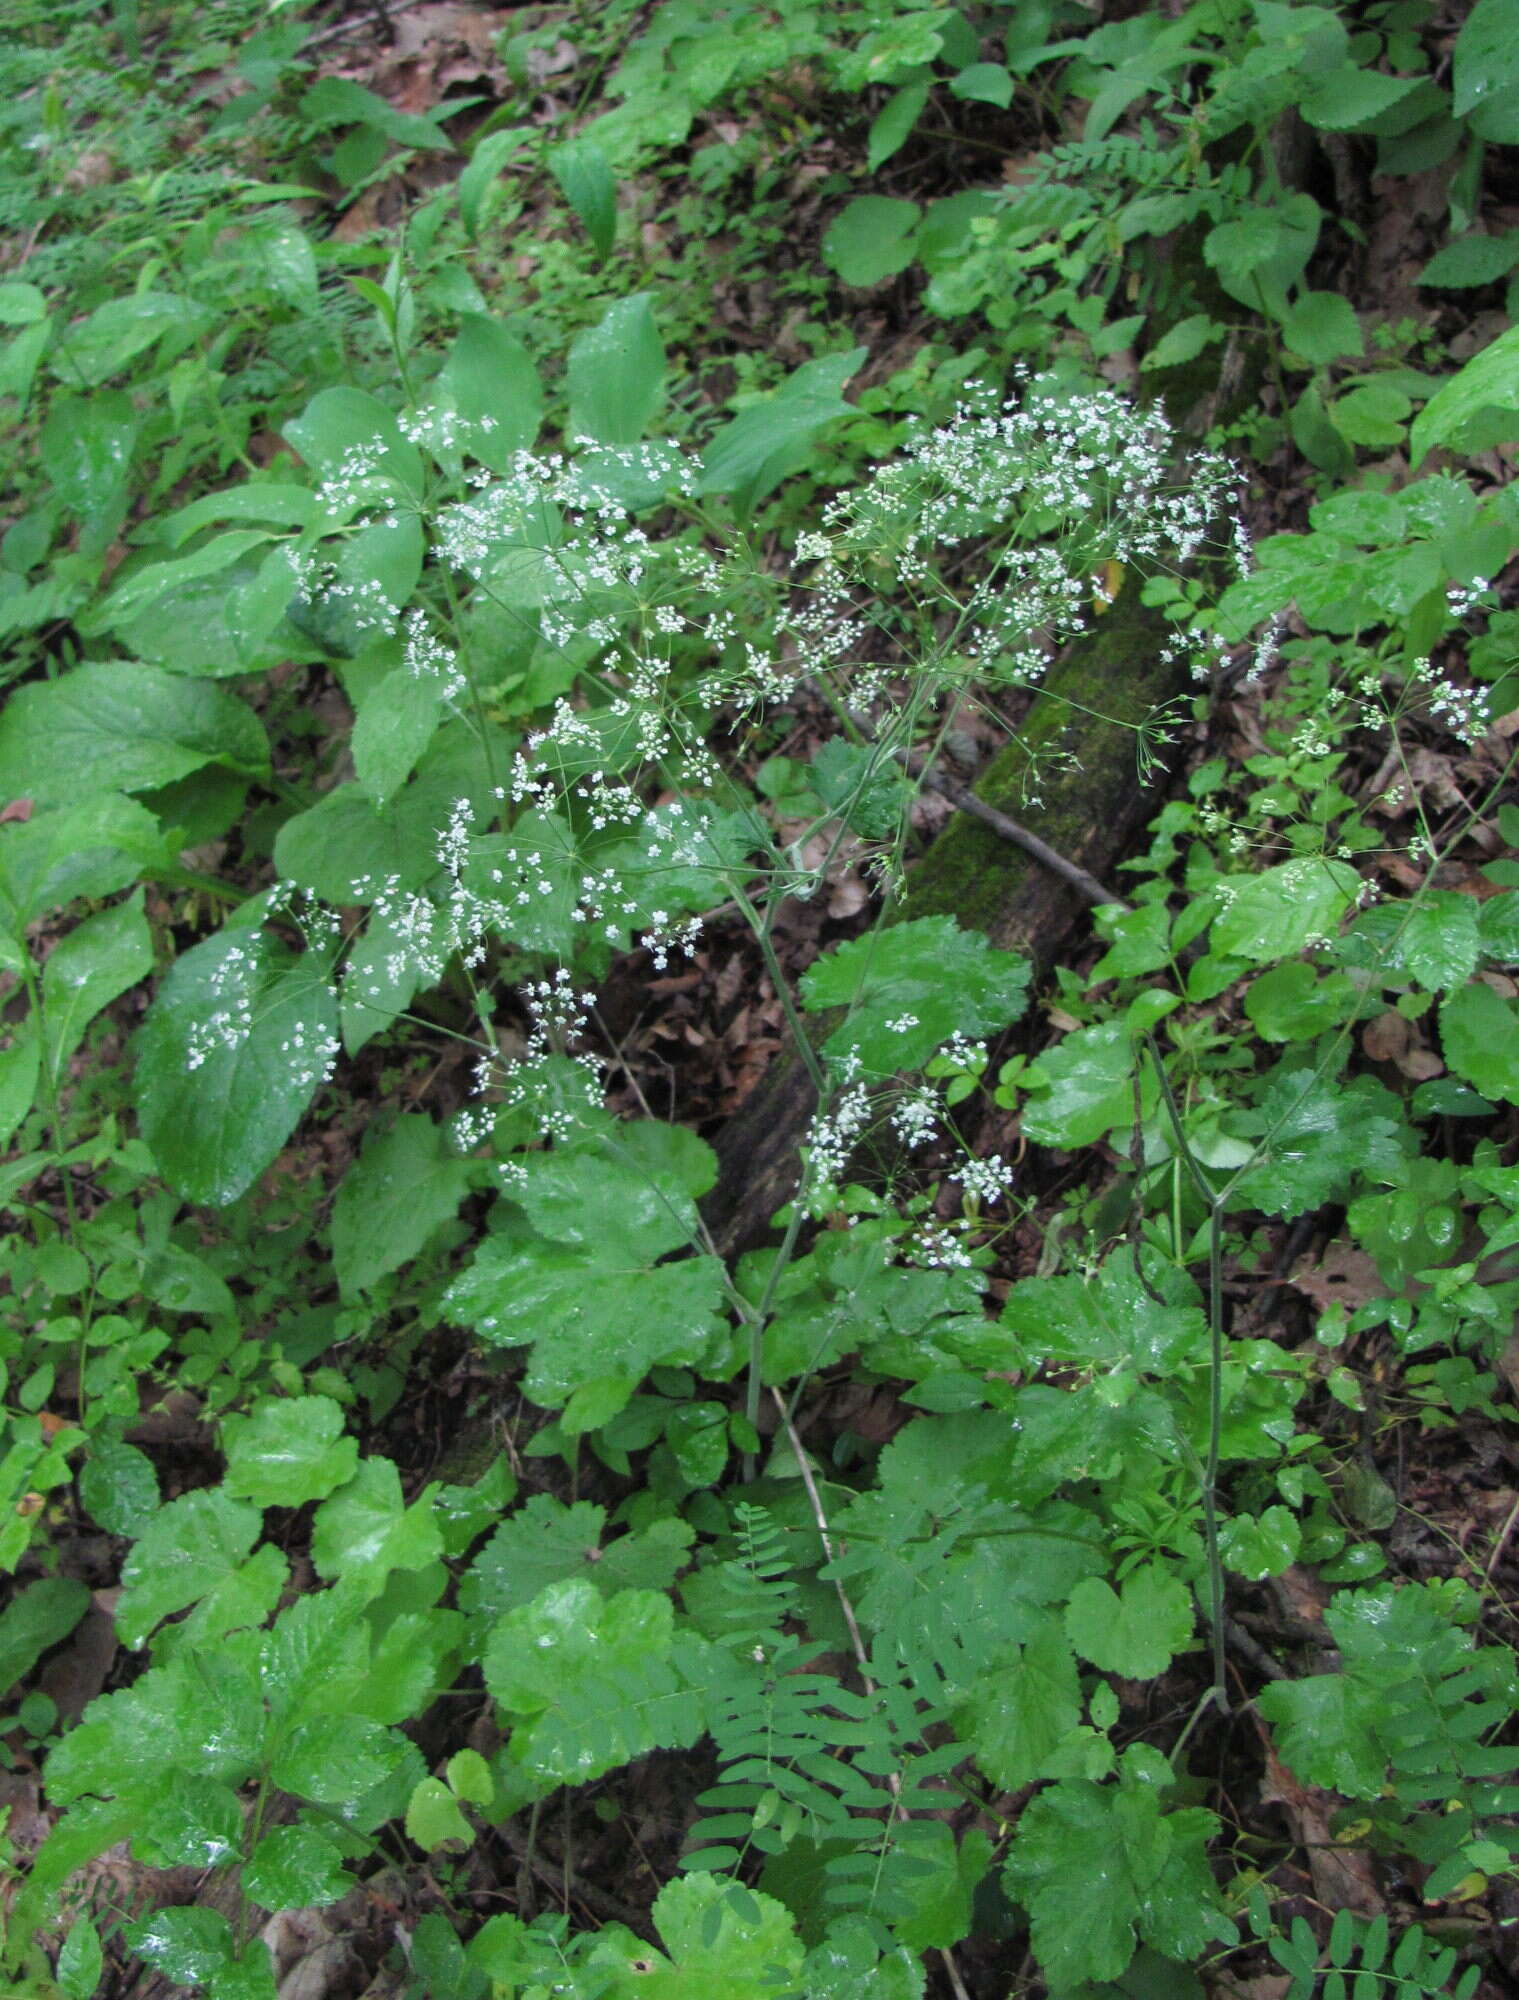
[116,1488,263,1648]
[956,1611,1082,1788]
[223,1395,358,1509]
[243,1824,351,1910]
[1210,858,1361,963]
[1065,1565,1194,1679]
[331,1114,473,1300]
[1441,981,1519,1102]
[310,1457,443,1594]
[407,1775,474,1851]
[801,916,1029,1075]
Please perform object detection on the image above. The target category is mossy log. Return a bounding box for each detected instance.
[701,579,1185,1257]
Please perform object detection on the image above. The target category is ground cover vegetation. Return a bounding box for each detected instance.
[0,0,1518,1994]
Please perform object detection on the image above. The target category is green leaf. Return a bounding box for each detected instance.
[407,1775,474,1850]
[243,1824,351,1910]
[1204,194,1321,317]
[0,1023,38,1152]
[615,1875,805,2000]
[1280,291,1363,365]
[1228,1067,1406,1215]
[461,1497,692,1619]
[127,1907,236,1988]
[448,1747,495,1805]
[331,1114,472,1300]
[822,196,922,288]
[1020,1018,1134,1149]
[1141,313,1224,373]
[209,1941,278,2000]
[0,662,267,808]
[311,1456,443,1593]
[95,530,279,631]
[135,930,339,1208]
[956,1610,1082,1788]
[1210,858,1362,963]
[53,292,206,387]
[483,1579,709,1783]
[549,138,618,257]
[1453,0,1519,132]
[567,294,665,446]
[699,349,865,514]
[56,1915,103,2000]
[1258,1669,1389,1796]
[1002,1257,1205,1376]
[1219,1506,1302,1580]
[1301,67,1426,132]
[223,1395,359,1509]
[802,916,1029,1075]
[1420,232,1519,289]
[867,81,930,170]
[950,61,1012,106]
[0,1576,89,1696]
[1244,962,1356,1042]
[269,1713,408,1804]
[1440,981,1519,1101]
[116,1488,263,1647]
[1065,1565,1194,1678]
[40,391,136,518]
[459,127,531,241]
[282,385,424,491]
[1410,322,1519,464]
[435,313,544,466]
[41,891,153,1079]
[135,1772,243,1868]
[350,664,442,809]
[444,1144,728,1406]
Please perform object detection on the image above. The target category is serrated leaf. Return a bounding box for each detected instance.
[311,1456,443,1593]
[116,1488,263,1648]
[1440,981,1519,1101]
[1453,0,1519,126]
[1219,1506,1302,1580]
[126,1907,237,1987]
[269,1713,407,1805]
[802,916,1029,1075]
[956,1611,1081,1788]
[134,1772,243,1869]
[223,1395,359,1509]
[243,1824,351,1910]
[1001,1256,1205,1376]
[136,930,338,1208]
[822,196,921,287]
[0,1576,89,1696]
[0,661,266,809]
[331,1114,472,1300]
[1227,1068,1406,1215]
[1020,1018,1134,1149]
[56,1914,103,2000]
[1211,858,1361,963]
[1065,1565,1194,1678]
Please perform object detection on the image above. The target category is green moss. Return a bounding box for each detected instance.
[901,586,1178,941]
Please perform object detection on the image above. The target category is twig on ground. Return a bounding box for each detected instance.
[906,755,1132,912]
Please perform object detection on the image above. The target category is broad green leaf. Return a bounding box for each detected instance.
[802,916,1029,1075]
[56,1915,103,2000]
[41,890,153,1078]
[274,758,483,902]
[435,313,544,466]
[300,74,453,150]
[0,280,46,325]
[1020,1018,1134,1149]
[40,391,137,517]
[330,1114,472,1300]
[600,1875,805,2000]
[209,1942,278,2000]
[357,1606,464,1724]
[1258,1669,1389,1796]
[52,292,205,387]
[1280,291,1363,365]
[458,126,531,241]
[94,530,278,630]
[868,81,930,170]
[567,294,665,446]
[1441,981,1519,1101]
[1453,0,1519,137]
[0,1022,38,1152]
[1219,1506,1302,1580]
[223,1395,359,1509]
[822,196,921,288]
[161,482,318,550]
[0,662,267,808]
[135,1772,243,1869]
[699,348,866,514]
[339,901,425,1056]
[1420,233,1519,289]
[461,1496,692,1619]
[0,1576,89,1696]
[311,1456,443,1592]
[116,1488,263,1647]
[1243,962,1356,1042]
[956,1611,1081,1788]
[135,931,339,1208]
[1203,194,1320,317]
[549,138,618,257]
[268,1713,408,1804]
[407,1775,474,1850]
[1383,891,1482,992]
[126,1907,236,1988]
[1410,322,1519,464]
[1210,857,1361,963]
[244,1824,351,1910]
[1065,1565,1194,1678]
[484,1579,708,1782]
[950,61,1013,106]
[1227,1068,1406,1215]
[282,384,423,491]
[1301,67,1425,131]
[448,1748,495,1806]
[1141,313,1224,373]
[258,1583,371,1727]
[1001,1257,1205,1376]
